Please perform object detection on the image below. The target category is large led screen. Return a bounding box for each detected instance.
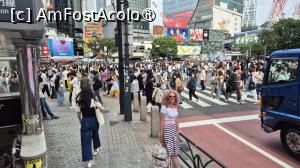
[48,38,74,57]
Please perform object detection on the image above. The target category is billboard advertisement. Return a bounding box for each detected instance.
[177,46,201,56]
[212,7,242,35]
[189,28,203,41]
[164,10,194,28]
[166,27,189,42]
[48,38,74,57]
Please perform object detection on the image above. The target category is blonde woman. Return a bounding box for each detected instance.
[159,90,180,168]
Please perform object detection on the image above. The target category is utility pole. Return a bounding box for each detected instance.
[116,0,125,115]
[264,45,267,57]
[123,0,132,121]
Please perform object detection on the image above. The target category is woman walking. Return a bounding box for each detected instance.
[159,90,180,168]
[76,77,103,168]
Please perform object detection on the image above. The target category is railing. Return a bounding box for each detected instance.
[179,133,226,168]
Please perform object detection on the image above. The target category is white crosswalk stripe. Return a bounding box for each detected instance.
[180,101,193,109]
[205,86,255,102]
[181,92,211,107]
[185,88,228,105]
[202,89,240,104]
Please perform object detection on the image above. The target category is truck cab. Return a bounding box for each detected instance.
[260,49,300,160]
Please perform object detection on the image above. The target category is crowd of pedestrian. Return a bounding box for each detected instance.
[34,58,266,168]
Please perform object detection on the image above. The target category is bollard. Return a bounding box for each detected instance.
[133,92,139,112]
[151,105,160,138]
[140,96,147,121]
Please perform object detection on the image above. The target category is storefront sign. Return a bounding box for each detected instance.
[0,0,33,22]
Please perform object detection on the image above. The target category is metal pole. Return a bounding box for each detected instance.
[117,0,125,115]
[124,0,132,121]
[264,45,267,57]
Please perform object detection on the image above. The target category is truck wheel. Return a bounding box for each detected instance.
[280,126,300,160]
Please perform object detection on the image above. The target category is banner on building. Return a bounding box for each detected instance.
[189,28,203,41]
[177,46,201,56]
[166,27,189,42]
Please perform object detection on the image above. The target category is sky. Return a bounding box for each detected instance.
[151,0,300,27]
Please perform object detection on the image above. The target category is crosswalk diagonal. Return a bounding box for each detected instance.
[180,101,193,109]
[205,86,256,102]
[202,89,239,104]
[181,92,211,107]
[185,88,228,105]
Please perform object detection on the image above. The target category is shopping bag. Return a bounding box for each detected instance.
[95,108,105,126]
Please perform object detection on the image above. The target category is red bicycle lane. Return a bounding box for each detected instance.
[179,112,300,168]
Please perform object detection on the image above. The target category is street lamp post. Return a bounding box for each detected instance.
[123,0,132,121]
[116,0,125,115]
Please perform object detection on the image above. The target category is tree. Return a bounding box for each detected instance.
[259,19,300,55]
[87,37,117,63]
[237,42,264,59]
[151,37,178,58]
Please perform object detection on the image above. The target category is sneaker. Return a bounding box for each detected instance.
[224,98,228,103]
[239,101,246,105]
[93,148,100,156]
[196,99,199,102]
[179,102,183,104]
[51,116,60,119]
[86,160,93,168]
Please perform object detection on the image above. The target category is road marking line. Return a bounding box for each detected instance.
[185,88,228,106]
[181,92,211,107]
[180,101,193,109]
[214,123,293,168]
[202,89,239,104]
[179,115,258,128]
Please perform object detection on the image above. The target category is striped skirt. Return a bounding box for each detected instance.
[164,120,180,156]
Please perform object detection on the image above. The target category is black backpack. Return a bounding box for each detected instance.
[186,79,192,89]
[248,75,256,90]
[93,75,102,90]
[170,79,176,89]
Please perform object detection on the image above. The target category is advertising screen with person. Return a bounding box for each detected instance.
[48,38,75,57]
[166,28,189,42]
[189,28,203,41]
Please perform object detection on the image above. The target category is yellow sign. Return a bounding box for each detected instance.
[177,46,201,56]
[25,158,42,168]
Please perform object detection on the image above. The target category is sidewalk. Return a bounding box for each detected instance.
[43,94,159,168]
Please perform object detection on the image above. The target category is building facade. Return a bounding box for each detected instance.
[129,0,150,38]
[163,0,198,28]
[242,0,257,30]
[189,0,243,36]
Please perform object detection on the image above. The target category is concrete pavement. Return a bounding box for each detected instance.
[43,94,159,168]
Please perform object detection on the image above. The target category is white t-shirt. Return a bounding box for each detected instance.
[71,77,80,90]
[41,73,48,85]
[160,105,178,120]
[62,71,69,80]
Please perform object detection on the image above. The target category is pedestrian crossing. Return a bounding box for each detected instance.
[178,86,259,109]
[205,86,255,102]
[181,92,211,107]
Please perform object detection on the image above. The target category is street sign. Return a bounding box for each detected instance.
[0,0,34,22]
